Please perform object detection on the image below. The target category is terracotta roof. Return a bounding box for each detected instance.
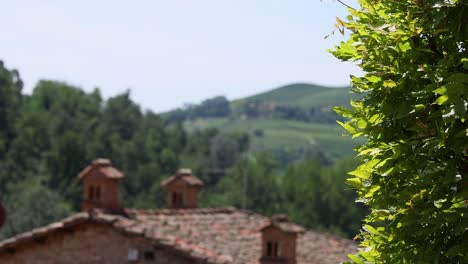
[0,213,90,250]
[78,159,124,180]
[0,208,356,264]
[97,166,124,179]
[161,169,203,187]
[260,214,305,234]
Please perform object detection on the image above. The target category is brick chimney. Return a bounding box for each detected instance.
[161,168,203,209]
[259,215,304,264]
[78,159,124,213]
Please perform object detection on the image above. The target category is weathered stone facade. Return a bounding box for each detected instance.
[0,222,198,264]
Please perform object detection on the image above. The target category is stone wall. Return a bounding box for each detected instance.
[0,223,199,264]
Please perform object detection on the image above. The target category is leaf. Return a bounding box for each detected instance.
[434,86,447,95]
[347,254,365,264]
[352,132,365,138]
[367,185,381,196]
[368,114,383,124]
[357,119,367,129]
[348,170,371,179]
[336,17,346,27]
[381,167,394,176]
[347,177,363,188]
[363,224,380,235]
[398,42,412,52]
[337,120,356,134]
[334,106,354,118]
[383,80,397,88]
[365,75,381,83]
[414,104,425,111]
[363,224,388,239]
[434,198,447,208]
[335,17,347,35]
[435,95,449,105]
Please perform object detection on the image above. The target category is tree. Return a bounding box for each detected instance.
[0,178,71,239]
[0,61,22,157]
[201,153,282,215]
[331,0,467,262]
[191,96,230,118]
[282,158,366,238]
[209,133,242,170]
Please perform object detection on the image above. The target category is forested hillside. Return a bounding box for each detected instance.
[0,61,366,240]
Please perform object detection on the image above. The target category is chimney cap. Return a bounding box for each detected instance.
[176,168,192,176]
[78,158,124,180]
[92,158,112,166]
[271,214,289,223]
[260,214,305,234]
[161,168,203,187]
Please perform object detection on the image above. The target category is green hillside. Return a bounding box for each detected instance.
[185,118,360,161]
[179,83,363,162]
[231,83,357,110]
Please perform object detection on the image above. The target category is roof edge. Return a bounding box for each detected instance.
[0,211,231,263]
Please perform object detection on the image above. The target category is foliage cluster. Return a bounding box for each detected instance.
[166,96,231,123]
[240,100,344,123]
[332,0,467,262]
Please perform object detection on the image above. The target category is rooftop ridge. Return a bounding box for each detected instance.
[124,207,240,216]
[0,212,91,249]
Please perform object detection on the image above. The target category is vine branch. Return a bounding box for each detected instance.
[337,0,356,10]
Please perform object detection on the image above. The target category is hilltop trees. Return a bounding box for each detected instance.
[0,61,22,159]
[332,0,467,262]
[165,96,231,122]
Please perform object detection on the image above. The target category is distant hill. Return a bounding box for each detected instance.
[165,83,363,162]
[232,83,355,110]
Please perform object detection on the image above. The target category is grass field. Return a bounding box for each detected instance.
[185,117,363,161]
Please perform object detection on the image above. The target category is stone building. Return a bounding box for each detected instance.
[0,159,356,264]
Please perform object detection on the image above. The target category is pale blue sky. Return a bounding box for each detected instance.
[2,0,360,112]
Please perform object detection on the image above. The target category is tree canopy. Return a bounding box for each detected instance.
[332,0,467,262]
[0,61,366,240]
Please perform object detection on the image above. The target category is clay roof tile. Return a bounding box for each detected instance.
[259,214,305,234]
